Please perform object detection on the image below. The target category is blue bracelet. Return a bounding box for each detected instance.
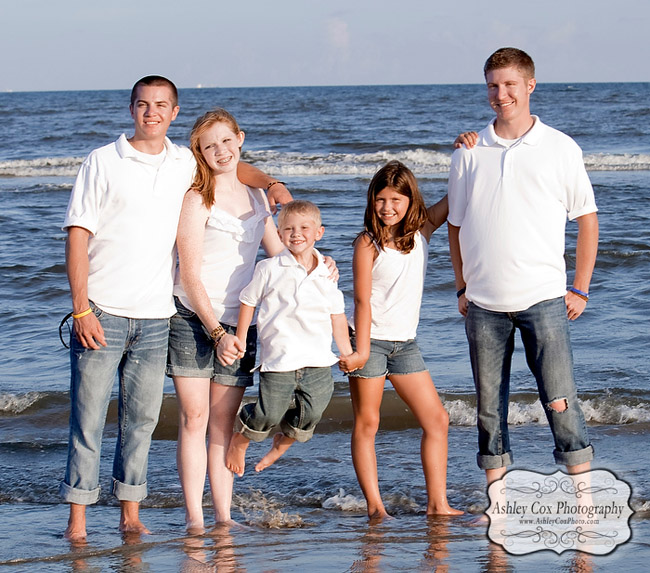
[456,287,466,298]
[569,286,589,299]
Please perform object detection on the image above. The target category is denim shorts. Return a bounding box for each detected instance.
[166,297,255,387]
[349,330,428,379]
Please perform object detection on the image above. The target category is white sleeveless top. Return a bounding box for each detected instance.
[174,186,270,325]
[349,231,428,341]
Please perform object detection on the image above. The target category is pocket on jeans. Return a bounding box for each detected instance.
[174,296,196,318]
[89,300,104,320]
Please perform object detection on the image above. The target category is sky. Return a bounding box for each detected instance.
[1,0,648,92]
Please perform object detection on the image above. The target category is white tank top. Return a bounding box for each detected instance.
[174,186,270,325]
[349,231,428,341]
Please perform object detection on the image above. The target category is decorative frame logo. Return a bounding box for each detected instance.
[486,469,633,555]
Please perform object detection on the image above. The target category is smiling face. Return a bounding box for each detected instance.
[374,186,410,231]
[278,211,324,258]
[486,66,536,135]
[198,121,245,175]
[129,84,179,144]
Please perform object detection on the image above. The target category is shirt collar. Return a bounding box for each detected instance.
[278,247,328,276]
[116,134,181,161]
[482,115,544,148]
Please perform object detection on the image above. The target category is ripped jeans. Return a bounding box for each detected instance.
[465,297,593,470]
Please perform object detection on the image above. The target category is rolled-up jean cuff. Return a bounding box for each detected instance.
[553,443,594,467]
[235,416,271,443]
[59,481,100,505]
[112,479,147,502]
[280,421,314,443]
[477,451,513,470]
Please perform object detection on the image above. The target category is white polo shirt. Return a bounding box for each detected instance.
[448,117,597,312]
[239,248,345,372]
[63,134,196,318]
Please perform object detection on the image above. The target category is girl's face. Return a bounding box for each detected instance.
[374,186,410,229]
[198,121,245,174]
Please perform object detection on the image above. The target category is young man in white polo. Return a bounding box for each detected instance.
[61,75,291,540]
[447,48,599,492]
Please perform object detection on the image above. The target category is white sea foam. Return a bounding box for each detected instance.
[322,488,367,512]
[0,157,83,177]
[583,152,650,171]
[0,392,41,414]
[442,395,650,426]
[2,150,649,179]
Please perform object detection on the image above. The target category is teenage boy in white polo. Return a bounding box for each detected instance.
[225,200,352,477]
[61,75,291,540]
[447,48,599,492]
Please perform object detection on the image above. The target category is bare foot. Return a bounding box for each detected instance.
[426,504,465,517]
[64,503,87,542]
[186,522,206,536]
[226,432,250,477]
[119,500,151,535]
[368,508,394,524]
[255,433,295,472]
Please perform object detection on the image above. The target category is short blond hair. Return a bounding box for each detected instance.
[277,200,322,227]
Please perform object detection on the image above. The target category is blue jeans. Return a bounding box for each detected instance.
[236,367,334,443]
[59,305,169,504]
[465,298,594,470]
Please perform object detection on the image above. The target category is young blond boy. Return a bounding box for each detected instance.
[226,200,352,476]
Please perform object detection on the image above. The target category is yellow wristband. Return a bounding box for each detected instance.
[72,308,93,319]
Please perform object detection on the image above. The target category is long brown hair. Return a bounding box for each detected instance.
[358,160,427,253]
[189,108,242,209]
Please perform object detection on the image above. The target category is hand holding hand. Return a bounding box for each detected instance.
[217,333,246,366]
[338,352,368,375]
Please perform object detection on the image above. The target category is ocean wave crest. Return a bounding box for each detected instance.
[583,152,650,171]
[0,156,83,177]
[2,150,649,179]
[0,391,42,414]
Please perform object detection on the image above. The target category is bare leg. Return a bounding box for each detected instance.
[119,500,150,534]
[390,372,463,516]
[255,433,296,472]
[64,503,87,541]
[225,432,250,478]
[208,384,245,520]
[349,376,391,519]
[174,376,211,532]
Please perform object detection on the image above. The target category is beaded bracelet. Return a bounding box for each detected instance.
[568,287,589,301]
[210,325,227,345]
[72,308,93,319]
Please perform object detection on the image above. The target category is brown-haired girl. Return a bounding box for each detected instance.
[340,160,463,520]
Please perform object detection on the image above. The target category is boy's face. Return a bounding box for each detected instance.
[278,212,324,257]
[129,84,179,142]
[486,66,536,125]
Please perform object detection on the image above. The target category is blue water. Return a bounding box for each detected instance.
[0,83,649,570]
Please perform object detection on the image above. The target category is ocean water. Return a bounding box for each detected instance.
[0,83,649,571]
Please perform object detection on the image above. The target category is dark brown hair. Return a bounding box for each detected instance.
[359,160,427,253]
[130,75,178,107]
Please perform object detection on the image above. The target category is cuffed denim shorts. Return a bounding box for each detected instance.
[348,329,427,379]
[237,366,334,443]
[166,297,255,387]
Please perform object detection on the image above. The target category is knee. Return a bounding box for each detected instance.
[546,397,569,413]
[179,408,208,433]
[423,408,449,435]
[353,411,380,437]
